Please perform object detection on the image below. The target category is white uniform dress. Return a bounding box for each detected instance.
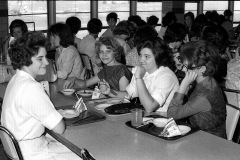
[1,70,81,160]
[126,66,179,112]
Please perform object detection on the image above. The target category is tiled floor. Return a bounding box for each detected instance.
[0,142,8,160]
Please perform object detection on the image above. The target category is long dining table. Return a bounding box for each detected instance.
[1,79,240,160]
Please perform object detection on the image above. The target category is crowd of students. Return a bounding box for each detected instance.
[1,9,240,159]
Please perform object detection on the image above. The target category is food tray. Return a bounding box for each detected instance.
[58,105,106,126]
[126,118,199,140]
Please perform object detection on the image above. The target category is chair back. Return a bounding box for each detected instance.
[0,125,24,160]
[222,88,240,141]
[80,53,95,79]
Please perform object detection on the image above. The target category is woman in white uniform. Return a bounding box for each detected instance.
[1,32,81,160]
[100,37,179,113]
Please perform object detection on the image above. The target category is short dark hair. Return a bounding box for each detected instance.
[66,16,81,35]
[128,15,146,27]
[48,22,74,48]
[8,32,46,70]
[133,25,158,46]
[180,40,220,77]
[113,20,136,38]
[224,9,233,17]
[163,23,188,44]
[201,25,228,54]
[161,12,177,27]
[9,19,28,37]
[87,18,102,34]
[184,12,195,21]
[96,37,126,64]
[106,12,118,22]
[147,15,159,26]
[137,37,174,69]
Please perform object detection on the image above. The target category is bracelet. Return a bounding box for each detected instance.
[135,77,142,80]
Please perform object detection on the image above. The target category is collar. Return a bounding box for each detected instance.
[16,69,35,81]
[144,66,165,79]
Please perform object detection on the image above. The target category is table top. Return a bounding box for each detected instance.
[48,80,240,160]
[1,79,240,160]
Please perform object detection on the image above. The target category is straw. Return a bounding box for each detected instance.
[75,92,80,100]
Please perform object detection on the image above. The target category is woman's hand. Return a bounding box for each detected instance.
[134,66,146,79]
[99,79,110,95]
[63,77,76,89]
[179,71,197,94]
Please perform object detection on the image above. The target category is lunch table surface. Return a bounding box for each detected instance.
[1,79,240,160]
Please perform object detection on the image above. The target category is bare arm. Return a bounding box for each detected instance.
[51,119,66,134]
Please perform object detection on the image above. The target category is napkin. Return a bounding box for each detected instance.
[73,97,87,115]
[160,118,181,137]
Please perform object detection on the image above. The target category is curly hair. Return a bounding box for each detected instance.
[95,37,126,64]
[180,40,220,77]
[8,32,46,70]
[48,22,74,48]
[113,20,137,39]
[147,15,159,26]
[201,26,228,54]
[87,18,102,34]
[163,23,188,44]
[137,37,174,70]
[9,19,28,37]
[66,16,81,35]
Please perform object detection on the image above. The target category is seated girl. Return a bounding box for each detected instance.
[63,36,132,91]
[100,37,179,113]
[1,32,81,160]
[48,22,83,80]
[167,40,227,139]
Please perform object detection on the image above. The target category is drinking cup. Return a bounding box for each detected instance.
[131,108,143,127]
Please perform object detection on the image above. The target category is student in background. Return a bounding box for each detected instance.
[48,23,83,80]
[79,18,103,75]
[101,12,118,38]
[66,16,82,53]
[147,15,159,29]
[3,19,28,63]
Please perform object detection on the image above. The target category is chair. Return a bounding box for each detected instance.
[79,53,95,80]
[0,125,24,160]
[222,88,240,141]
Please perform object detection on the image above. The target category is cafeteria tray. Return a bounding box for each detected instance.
[126,118,199,141]
[58,105,106,126]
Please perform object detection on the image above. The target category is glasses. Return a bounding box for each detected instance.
[182,64,200,71]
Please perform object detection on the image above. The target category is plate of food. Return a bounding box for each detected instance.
[61,89,76,96]
[58,109,78,119]
[76,90,93,97]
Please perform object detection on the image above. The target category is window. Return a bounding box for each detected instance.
[56,1,91,39]
[203,1,228,15]
[98,1,130,26]
[233,1,240,26]
[137,2,162,23]
[8,1,48,31]
[185,3,198,17]
[56,1,90,28]
[98,1,130,37]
